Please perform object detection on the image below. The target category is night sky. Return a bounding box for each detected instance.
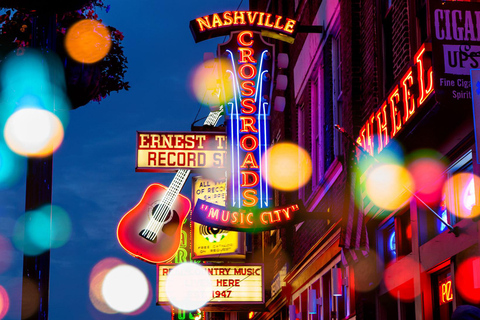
[0,0,248,319]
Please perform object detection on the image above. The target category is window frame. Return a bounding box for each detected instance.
[290,256,351,320]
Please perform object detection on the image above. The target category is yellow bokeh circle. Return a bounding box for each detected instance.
[262,142,312,191]
[65,19,111,64]
[365,164,414,211]
[189,58,234,106]
[4,108,64,157]
[443,173,480,219]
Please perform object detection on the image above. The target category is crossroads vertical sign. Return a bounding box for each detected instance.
[218,31,274,210]
[190,11,298,212]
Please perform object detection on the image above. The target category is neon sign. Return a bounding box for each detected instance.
[158,264,264,304]
[136,131,227,172]
[219,31,273,210]
[439,277,454,305]
[356,43,434,155]
[190,11,298,43]
[191,199,310,232]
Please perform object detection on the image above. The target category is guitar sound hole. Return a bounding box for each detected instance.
[151,204,174,223]
[150,205,179,236]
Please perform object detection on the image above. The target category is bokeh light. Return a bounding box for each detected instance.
[443,173,480,219]
[455,256,480,304]
[165,262,212,311]
[12,205,72,256]
[365,163,414,211]
[261,142,312,191]
[189,58,233,106]
[383,256,423,301]
[0,285,9,319]
[89,257,124,314]
[0,49,71,126]
[4,108,64,157]
[0,235,13,274]
[65,19,111,64]
[407,150,447,205]
[102,264,150,314]
[0,143,25,189]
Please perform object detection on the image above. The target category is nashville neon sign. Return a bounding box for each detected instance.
[190,11,298,43]
[219,30,273,209]
[356,43,434,155]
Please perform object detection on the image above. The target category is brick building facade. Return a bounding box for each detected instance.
[246,0,480,320]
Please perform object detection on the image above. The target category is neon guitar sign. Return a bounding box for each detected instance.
[117,108,224,263]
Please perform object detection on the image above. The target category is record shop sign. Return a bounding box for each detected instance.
[136,131,227,172]
[431,1,480,107]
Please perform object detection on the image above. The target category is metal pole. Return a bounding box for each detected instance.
[22,13,56,320]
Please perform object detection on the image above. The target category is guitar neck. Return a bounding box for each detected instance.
[161,105,224,208]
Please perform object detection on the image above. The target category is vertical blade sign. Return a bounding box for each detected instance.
[219,31,274,210]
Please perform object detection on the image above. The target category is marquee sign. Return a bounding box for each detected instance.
[190,11,298,43]
[157,264,264,305]
[219,30,273,210]
[431,1,480,107]
[191,199,314,232]
[136,131,227,172]
[356,43,433,155]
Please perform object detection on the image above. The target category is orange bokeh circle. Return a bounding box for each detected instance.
[65,19,111,64]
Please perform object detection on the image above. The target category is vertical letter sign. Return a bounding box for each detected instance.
[218,31,274,210]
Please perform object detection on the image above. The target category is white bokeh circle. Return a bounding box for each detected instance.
[165,262,212,311]
[101,264,150,314]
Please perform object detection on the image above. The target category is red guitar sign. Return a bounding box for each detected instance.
[117,174,191,264]
[117,107,224,263]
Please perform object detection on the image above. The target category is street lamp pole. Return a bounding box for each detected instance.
[21,13,56,320]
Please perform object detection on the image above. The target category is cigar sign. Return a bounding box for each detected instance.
[157,264,264,305]
[136,131,227,172]
[431,1,480,107]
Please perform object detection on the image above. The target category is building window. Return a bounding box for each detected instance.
[297,91,313,200]
[312,76,324,187]
[419,150,473,244]
[332,33,343,159]
[416,0,428,45]
[382,7,394,92]
[443,151,474,222]
[383,221,397,265]
[322,270,332,320]
[397,210,412,256]
[291,259,350,320]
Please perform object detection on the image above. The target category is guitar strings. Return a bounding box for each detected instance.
[143,106,224,241]
[146,169,189,240]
